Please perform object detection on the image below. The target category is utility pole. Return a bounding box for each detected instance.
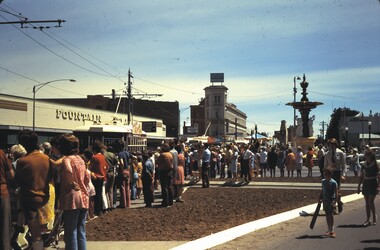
[319,121,326,141]
[127,69,132,125]
[0,19,66,29]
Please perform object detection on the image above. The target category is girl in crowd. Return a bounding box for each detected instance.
[357,150,379,226]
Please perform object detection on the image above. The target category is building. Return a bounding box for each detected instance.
[183,75,247,143]
[0,93,169,150]
[42,95,180,138]
[340,112,380,147]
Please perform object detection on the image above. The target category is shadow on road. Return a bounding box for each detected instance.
[296,234,326,239]
[361,239,380,244]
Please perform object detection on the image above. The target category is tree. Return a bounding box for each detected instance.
[326,107,360,142]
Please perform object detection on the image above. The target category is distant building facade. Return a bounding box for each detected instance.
[184,78,247,142]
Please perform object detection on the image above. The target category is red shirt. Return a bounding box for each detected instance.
[89,153,108,181]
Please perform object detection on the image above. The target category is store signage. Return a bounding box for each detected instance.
[56,109,101,123]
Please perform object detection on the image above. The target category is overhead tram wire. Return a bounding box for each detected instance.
[40,29,127,84]
[309,90,380,105]
[134,76,203,95]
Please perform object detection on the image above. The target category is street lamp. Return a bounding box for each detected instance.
[368,121,372,146]
[345,126,349,148]
[293,76,301,129]
[33,79,76,131]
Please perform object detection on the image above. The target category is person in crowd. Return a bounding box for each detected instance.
[277,146,286,177]
[241,144,254,182]
[9,144,27,222]
[169,139,179,195]
[295,146,303,178]
[130,154,138,200]
[88,141,108,216]
[319,168,338,238]
[1,149,14,250]
[49,135,64,210]
[317,144,325,178]
[201,143,211,187]
[133,155,143,199]
[230,145,239,183]
[350,148,361,177]
[357,149,379,226]
[324,138,346,213]
[114,140,131,208]
[101,145,118,210]
[153,151,161,190]
[210,147,218,179]
[267,147,278,178]
[156,143,174,207]
[82,149,96,220]
[14,129,51,250]
[59,134,91,250]
[285,148,296,177]
[225,144,233,179]
[173,146,185,202]
[259,148,268,178]
[142,151,155,207]
[220,152,226,179]
[252,148,260,178]
[306,146,314,177]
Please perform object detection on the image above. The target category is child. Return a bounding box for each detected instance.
[319,168,338,238]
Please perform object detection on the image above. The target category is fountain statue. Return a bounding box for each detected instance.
[286,74,323,150]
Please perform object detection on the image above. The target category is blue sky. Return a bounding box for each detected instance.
[1,0,379,136]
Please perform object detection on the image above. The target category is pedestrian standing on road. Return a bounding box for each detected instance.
[173,146,185,202]
[306,146,314,177]
[0,149,14,250]
[324,138,346,213]
[156,143,174,207]
[259,148,268,178]
[201,143,211,187]
[277,146,286,177]
[357,149,379,226]
[240,144,254,182]
[295,146,303,177]
[319,168,338,238]
[142,151,154,207]
[230,145,239,183]
[15,130,51,250]
[59,134,91,250]
[88,142,108,216]
[317,144,325,178]
[350,148,361,177]
[114,140,131,208]
[267,147,278,178]
[285,148,296,177]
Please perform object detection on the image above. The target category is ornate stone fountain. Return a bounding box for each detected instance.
[286,74,323,150]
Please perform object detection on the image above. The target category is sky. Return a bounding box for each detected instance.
[1,0,380,136]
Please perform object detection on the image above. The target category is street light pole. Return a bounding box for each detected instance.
[368,121,372,146]
[33,79,76,131]
[345,126,349,148]
[293,76,301,130]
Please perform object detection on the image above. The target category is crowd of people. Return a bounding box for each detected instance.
[1,130,379,249]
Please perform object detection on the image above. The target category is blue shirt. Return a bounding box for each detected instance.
[202,148,211,163]
[321,178,337,201]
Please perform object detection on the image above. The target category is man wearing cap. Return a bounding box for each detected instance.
[324,138,346,213]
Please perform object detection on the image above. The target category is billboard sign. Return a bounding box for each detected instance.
[210,73,224,83]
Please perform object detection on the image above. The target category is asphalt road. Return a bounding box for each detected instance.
[211,195,380,250]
